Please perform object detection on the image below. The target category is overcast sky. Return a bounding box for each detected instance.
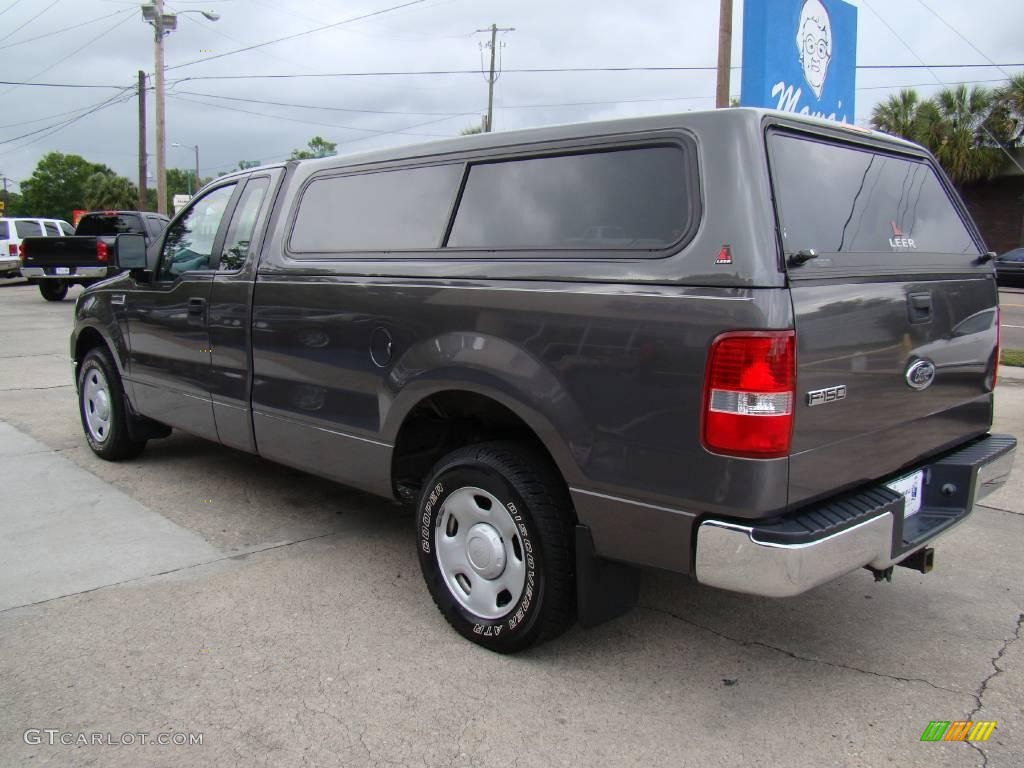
[1,0,1021,191]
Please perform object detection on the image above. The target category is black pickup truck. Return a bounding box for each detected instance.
[70,109,1016,652]
[20,210,168,301]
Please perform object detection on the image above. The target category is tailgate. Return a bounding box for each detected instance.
[768,129,998,507]
[21,236,103,268]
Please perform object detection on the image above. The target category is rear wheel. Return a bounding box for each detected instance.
[417,442,575,653]
[39,280,68,301]
[78,347,147,460]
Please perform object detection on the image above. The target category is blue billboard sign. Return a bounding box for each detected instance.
[740,0,857,123]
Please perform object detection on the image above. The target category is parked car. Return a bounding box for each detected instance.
[70,109,1015,652]
[0,217,73,277]
[19,211,168,300]
[995,247,1024,286]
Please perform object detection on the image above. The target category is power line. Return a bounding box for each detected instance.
[0,7,132,51]
[912,0,1012,80]
[174,90,474,117]
[166,93,460,138]
[164,0,429,72]
[0,0,27,18]
[0,0,61,44]
[0,87,135,152]
[167,62,1024,84]
[0,12,136,97]
[0,80,124,89]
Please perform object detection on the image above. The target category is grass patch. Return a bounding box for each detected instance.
[1002,349,1024,368]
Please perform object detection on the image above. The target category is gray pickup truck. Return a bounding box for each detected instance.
[20,210,168,301]
[70,108,1016,652]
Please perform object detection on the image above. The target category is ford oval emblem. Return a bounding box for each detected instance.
[906,359,936,390]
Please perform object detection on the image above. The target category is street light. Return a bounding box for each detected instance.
[171,142,199,195]
[140,2,219,214]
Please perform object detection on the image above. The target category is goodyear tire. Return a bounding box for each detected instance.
[78,347,147,460]
[417,442,575,653]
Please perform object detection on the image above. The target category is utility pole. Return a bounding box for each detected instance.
[142,3,217,213]
[716,0,733,108]
[475,24,514,132]
[137,70,147,212]
[154,0,167,214]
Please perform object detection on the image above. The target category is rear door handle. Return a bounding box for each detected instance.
[908,292,932,324]
[188,297,207,326]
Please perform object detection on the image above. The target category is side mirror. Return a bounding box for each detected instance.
[115,233,147,269]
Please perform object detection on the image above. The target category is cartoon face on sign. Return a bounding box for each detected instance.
[796,0,832,99]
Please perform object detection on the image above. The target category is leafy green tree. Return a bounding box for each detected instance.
[19,152,114,219]
[237,159,261,170]
[460,123,484,135]
[84,173,138,211]
[1,190,26,217]
[289,136,337,160]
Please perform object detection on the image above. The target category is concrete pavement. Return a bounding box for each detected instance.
[0,279,1021,767]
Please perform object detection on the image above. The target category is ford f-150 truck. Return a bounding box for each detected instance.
[20,210,168,301]
[70,109,1016,653]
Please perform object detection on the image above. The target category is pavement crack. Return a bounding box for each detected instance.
[639,603,962,695]
[963,612,1024,768]
[977,502,1024,517]
[0,384,73,391]
[0,530,341,615]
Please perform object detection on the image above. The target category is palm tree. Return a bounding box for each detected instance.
[83,172,139,210]
[870,88,925,142]
[993,73,1024,146]
[919,85,1004,187]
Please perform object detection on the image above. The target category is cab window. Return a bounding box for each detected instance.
[158,185,236,281]
[219,178,270,271]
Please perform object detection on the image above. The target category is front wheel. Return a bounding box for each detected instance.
[78,347,147,460]
[39,280,68,301]
[417,442,576,653]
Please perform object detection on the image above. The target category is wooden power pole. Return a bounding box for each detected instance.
[475,24,514,132]
[716,0,733,108]
[138,70,147,212]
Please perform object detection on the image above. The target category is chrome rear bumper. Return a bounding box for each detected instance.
[695,434,1016,598]
[20,267,108,279]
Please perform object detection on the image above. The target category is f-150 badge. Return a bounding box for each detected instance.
[807,385,847,406]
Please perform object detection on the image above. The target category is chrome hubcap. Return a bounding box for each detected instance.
[435,487,526,620]
[82,367,112,443]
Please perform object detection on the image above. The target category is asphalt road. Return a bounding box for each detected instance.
[0,279,1022,768]
[1000,286,1024,350]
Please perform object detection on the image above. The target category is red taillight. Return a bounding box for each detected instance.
[95,240,109,263]
[9,243,17,257]
[702,331,796,458]
[18,242,26,260]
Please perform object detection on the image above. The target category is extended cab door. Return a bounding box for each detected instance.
[124,182,241,440]
[768,128,997,508]
[208,171,281,452]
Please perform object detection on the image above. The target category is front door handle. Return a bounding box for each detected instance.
[188,297,207,326]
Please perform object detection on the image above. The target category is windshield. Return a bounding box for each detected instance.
[75,214,145,237]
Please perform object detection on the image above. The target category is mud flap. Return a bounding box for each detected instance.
[575,525,641,628]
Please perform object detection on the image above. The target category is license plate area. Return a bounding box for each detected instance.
[886,470,924,518]
[54,267,70,275]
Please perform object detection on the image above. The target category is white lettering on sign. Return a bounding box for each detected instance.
[889,237,917,249]
[771,80,849,123]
